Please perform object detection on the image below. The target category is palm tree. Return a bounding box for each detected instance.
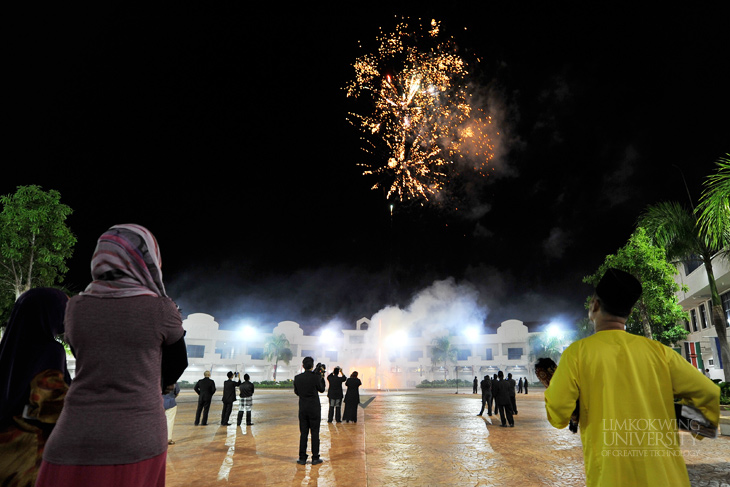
[640,167,730,381]
[430,335,457,382]
[696,154,730,253]
[528,331,567,364]
[263,333,293,381]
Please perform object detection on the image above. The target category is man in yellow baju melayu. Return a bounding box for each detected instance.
[544,268,720,486]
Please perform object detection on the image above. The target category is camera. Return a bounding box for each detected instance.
[315,363,326,376]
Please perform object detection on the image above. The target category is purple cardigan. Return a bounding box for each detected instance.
[43,295,184,465]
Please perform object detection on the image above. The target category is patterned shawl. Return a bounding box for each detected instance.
[0,288,69,428]
[82,224,167,298]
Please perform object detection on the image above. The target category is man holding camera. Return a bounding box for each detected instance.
[327,366,347,423]
[294,357,326,465]
[220,371,241,426]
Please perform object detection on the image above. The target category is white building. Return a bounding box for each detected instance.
[179,313,540,388]
[674,253,730,381]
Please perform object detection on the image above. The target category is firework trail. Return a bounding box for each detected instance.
[345,18,495,202]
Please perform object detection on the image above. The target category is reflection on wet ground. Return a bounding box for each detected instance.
[166,389,729,486]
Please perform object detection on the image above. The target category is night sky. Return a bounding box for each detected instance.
[6,4,729,333]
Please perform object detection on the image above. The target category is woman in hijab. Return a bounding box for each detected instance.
[342,371,362,423]
[37,224,187,487]
[0,287,69,486]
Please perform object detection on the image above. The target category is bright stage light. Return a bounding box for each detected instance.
[464,327,480,342]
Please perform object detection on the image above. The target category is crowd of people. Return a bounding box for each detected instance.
[0,222,722,487]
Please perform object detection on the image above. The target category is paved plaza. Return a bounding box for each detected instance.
[165,388,730,487]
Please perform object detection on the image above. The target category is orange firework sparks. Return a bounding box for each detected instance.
[345,17,495,202]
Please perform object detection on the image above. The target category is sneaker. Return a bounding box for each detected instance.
[312,459,323,465]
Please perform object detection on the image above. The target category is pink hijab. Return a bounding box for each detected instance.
[81,224,167,298]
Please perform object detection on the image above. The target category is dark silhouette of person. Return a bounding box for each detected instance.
[518,377,523,393]
[523,377,528,394]
[508,372,517,414]
[237,373,255,426]
[342,371,362,423]
[477,375,492,416]
[473,376,478,394]
[493,371,514,427]
[326,367,347,423]
[220,371,240,425]
[294,357,325,465]
[194,370,216,425]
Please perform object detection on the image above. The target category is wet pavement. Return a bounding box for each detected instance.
[165,388,730,486]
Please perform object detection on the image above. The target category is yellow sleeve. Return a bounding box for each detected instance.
[667,347,720,426]
[544,345,580,429]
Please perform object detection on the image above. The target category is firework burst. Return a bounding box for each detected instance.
[346,18,495,202]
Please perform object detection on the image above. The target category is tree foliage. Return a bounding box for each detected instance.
[639,173,730,382]
[0,185,76,301]
[583,227,689,346]
[263,333,293,381]
[430,335,457,381]
[696,154,730,254]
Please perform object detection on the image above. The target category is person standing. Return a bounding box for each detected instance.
[517,377,523,393]
[237,373,255,426]
[507,372,517,414]
[493,371,514,427]
[545,268,720,486]
[294,357,325,465]
[326,367,347,423]
[36,224,188,487]
[220,371,240,426]
[163,382,180,445]
[194,370,216,425]
[342,371,362,423]
[476,375,492,416]
[472,376,478,394]
[488,374,497,415]
[523,377,528,394]
[0,288,70,486]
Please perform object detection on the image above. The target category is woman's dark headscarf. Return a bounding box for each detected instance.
[0,288,69,428]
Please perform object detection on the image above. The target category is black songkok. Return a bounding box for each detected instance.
[595,268,642,317]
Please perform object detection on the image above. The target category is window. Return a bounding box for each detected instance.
[507,348,523,360]
[690,309,698,332]
[249,347,264,360]
[457,349,470,361]
[301,349,315,358]
[683,318,690,332]
[349,335,364,344]
[325,350,338,362]
[409,350,423,362]
[186,345,204,358]
[721,291,730,327]
[700,304,707,328]
[484,348,493,360]
[683,258,702,275]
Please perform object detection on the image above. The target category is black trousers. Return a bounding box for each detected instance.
[195,398,211,425]
[221,401,233,424]
[510,395,517,414]
[478,394,492,415]
[298,410,321,460]
[497,402,514,426]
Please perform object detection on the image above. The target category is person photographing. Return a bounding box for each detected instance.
[293,357,325,465]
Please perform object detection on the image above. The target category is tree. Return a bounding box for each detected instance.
[640,195,730,382]
[583,227,689,346]
[0,185,76,300]
[696,154,730,253]
[528,331,566,364]
[263,333,293,381]
[430,335,457,381]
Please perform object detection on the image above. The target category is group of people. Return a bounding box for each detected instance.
[190,370,256,428]
[186,357,363,466]
[0,219,723,487]
[472,375,528,395]
[476,372,519,427]
[0,224,189,487]
[293,358,362,465]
